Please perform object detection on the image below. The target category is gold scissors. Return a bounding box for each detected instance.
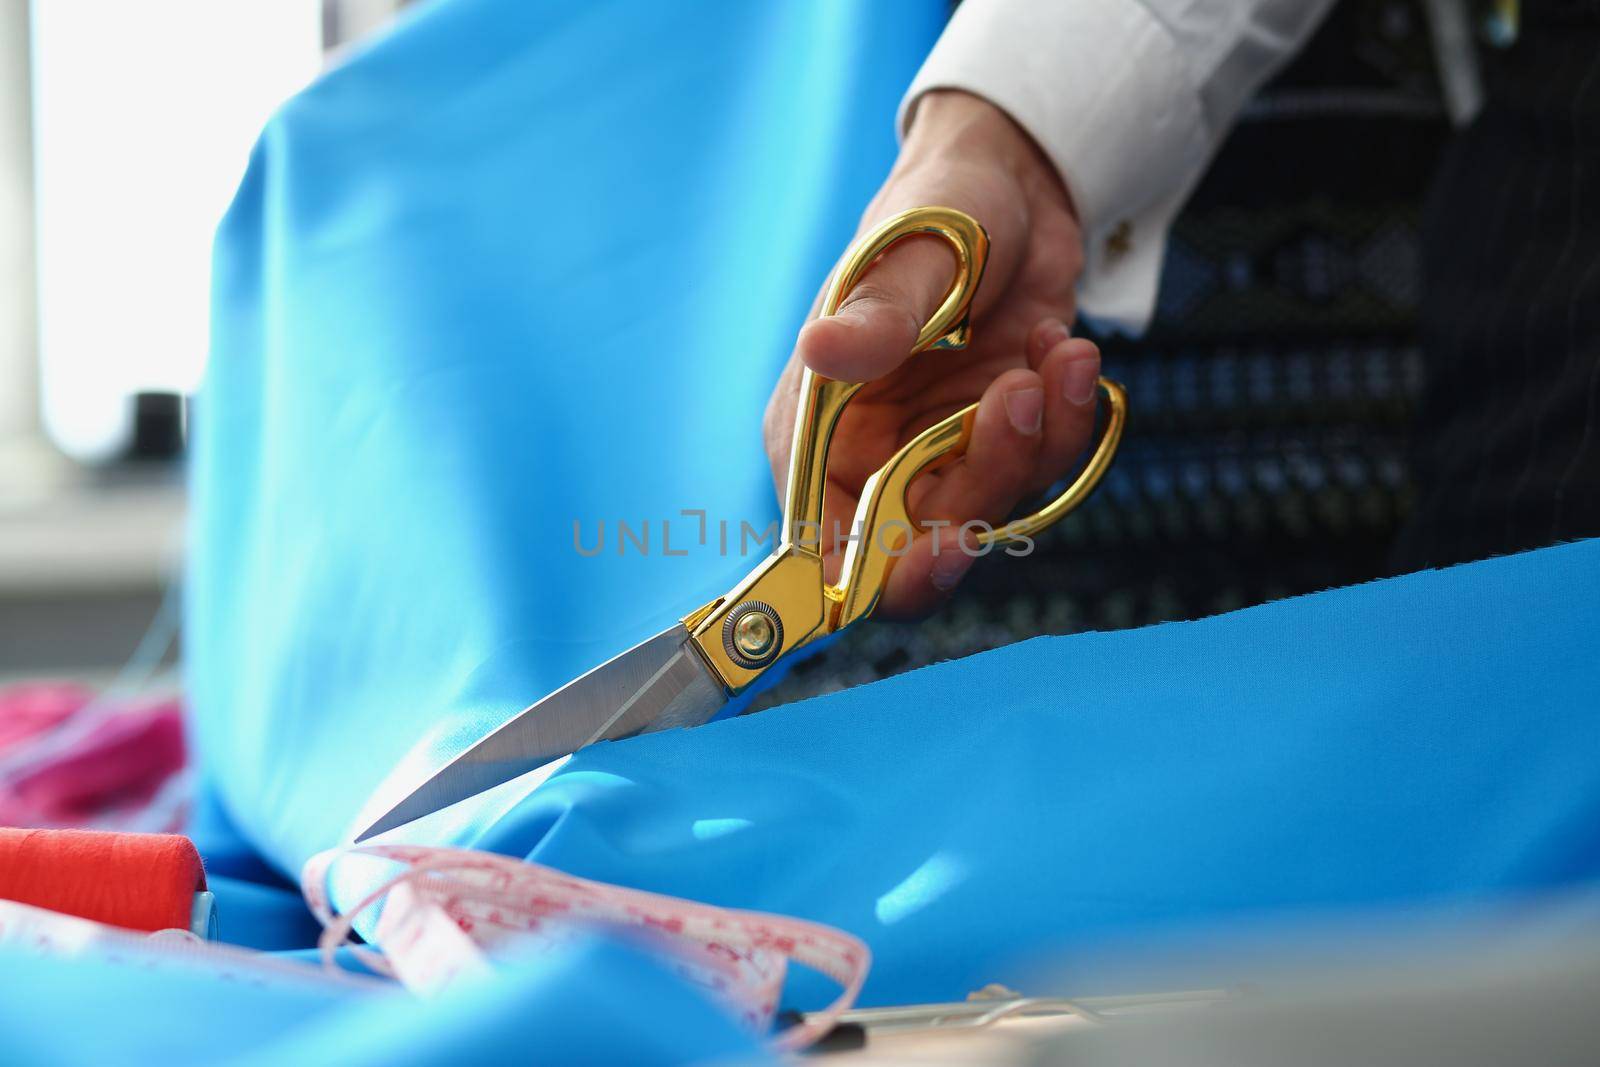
[356,206,1127,841]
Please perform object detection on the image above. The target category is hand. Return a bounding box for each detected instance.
[763,90,1103,618]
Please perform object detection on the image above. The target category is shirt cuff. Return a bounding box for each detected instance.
[899,0,1212,336]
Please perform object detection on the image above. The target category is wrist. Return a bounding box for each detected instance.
[900,90,1072,217]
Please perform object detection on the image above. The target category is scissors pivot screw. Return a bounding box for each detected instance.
[724,601,782,668]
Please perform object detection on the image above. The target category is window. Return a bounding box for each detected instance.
[0,2,408,649]
[29,1,324,462]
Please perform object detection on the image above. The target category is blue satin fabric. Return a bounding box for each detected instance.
[188,0,946,871]
[370,538,1600,1009]
[179,0,1600,1058]
[0,934,765,1066]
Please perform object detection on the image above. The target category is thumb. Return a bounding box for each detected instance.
[796,233,959,383]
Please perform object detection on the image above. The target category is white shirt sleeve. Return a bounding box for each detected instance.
[900,0,1337,335]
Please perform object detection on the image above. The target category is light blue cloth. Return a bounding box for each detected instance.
[175,0,1600,1060]
[374,538,1600,1008]
[189,0,945,875]
[0,935,765,1066]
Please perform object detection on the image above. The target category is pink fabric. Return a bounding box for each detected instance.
[0,683,189,831]
[0,683,95,748]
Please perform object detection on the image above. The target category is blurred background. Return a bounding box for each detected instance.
[0,0,417,685]
[0,0,1447,698]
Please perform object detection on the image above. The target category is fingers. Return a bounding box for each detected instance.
[796,235,958,383]
[874,326,1103,615]
[916,367,1049,521]
[872,367,1046,619]
[1027,320,1102,493]
[873,523,979,620]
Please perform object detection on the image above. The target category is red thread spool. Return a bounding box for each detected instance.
[0,828,206,933]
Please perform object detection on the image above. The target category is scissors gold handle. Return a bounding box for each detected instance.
[684,206,1127,691]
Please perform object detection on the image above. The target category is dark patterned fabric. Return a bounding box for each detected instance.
[1392,0,1600,569]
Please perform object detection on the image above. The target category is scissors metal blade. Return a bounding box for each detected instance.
[353,624,726,841]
